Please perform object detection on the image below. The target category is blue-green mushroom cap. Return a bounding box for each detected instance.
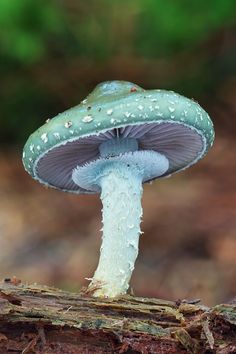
[22,80,214,194]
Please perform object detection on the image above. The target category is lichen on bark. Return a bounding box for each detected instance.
[0,282,235,353]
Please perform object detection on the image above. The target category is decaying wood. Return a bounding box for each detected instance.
[0,281,235,353]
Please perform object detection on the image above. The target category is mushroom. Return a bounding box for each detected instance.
[22,81,214,298]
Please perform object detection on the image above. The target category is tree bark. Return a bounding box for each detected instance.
[0,281,235,353]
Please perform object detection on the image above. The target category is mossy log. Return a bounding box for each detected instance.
[0,282,235,353]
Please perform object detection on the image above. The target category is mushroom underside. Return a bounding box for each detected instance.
[35,122,204,192]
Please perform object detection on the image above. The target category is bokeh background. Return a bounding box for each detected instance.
[1,0,236,306]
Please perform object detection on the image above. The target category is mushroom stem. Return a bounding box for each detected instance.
[89,162,143,297]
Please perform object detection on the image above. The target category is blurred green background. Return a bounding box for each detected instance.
[0,0,236,305]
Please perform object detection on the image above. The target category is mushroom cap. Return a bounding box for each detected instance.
[22,80,214,194]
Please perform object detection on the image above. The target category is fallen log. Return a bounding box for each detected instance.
[0,281,235,353]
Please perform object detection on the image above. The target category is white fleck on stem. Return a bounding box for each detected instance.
[89,163,143,297]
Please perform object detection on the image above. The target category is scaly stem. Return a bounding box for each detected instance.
[73,137,168,297]
[89,162,143,297]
